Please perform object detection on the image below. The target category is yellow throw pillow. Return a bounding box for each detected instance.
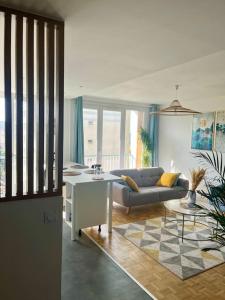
[121,175,139,192]
[156,173,180,188]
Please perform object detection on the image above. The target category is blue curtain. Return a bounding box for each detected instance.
[149,104,159,167]
[73,96,84,164]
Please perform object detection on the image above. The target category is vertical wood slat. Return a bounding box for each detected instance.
[46,23,55,192]
[55,24,64,193]
[27,17,34,194]
[4,13,12,198]
[37,21,45,193]
[16,15,23,196]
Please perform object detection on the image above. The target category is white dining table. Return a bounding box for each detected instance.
[63,163,121,240]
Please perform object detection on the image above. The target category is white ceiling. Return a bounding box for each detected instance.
[1,0,225,110]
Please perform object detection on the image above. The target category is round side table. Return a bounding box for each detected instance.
[164,198,209,242]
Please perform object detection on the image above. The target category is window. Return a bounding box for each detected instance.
[83,102,149,172]
[83,108,98,166]
[124,110,145,169]
[102,110,121,170]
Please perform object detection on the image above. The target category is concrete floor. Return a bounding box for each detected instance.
[61,224,153,300]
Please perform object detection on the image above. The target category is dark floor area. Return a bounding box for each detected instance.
[61,224,153,300]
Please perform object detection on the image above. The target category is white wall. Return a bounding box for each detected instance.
[158,109,225,180]
[0,196,63,300]
[159,116,197,179]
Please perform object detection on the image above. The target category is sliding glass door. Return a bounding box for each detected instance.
[102,110,121,171]
[83,108,98,167]
[83,103,148,171]
[124,110,145,169]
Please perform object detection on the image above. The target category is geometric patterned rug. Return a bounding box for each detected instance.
[113,216,225,280]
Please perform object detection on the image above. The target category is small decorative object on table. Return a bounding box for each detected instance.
[187,167,206,207]
[92,164,104,180]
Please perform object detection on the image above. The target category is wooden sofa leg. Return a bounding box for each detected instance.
[126,207,131,214]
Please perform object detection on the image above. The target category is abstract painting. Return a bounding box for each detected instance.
[191,112,215,150]
[215,111,225,152]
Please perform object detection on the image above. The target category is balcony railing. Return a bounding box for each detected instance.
[84,154,136,171]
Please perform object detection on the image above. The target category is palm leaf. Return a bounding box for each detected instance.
[139,127,151,167]
[139,127,151,152]
[194,151,225,183]
[195,151,225,245]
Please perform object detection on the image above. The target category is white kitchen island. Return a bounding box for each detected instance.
[63,163,120,240]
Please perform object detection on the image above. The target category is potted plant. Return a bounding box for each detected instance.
[195,151,225,246]
[139,127,151,167]
[188,168,206,207]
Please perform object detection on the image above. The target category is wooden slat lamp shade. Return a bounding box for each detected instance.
[0,6,64,201]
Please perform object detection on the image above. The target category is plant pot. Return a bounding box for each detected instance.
[187,190,196,208]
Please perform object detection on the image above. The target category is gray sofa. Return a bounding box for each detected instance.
[110,167,189,209]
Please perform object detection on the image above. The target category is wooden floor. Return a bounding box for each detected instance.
[85,203,225,300]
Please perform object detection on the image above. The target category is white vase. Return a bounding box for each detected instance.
[187,190,196,208]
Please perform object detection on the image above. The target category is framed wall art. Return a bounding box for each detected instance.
[215,111,225,152]
[191,112,215,150]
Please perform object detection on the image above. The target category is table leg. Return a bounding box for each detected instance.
[182,214,184,243]
[70,185,81,240]
[71,185,76,241]
[107,182,113,233]
[194,215,196,226]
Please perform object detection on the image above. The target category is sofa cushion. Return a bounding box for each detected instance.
[110,167,164,187]
[129,187,160,206]
[121,175,139,192]
[129,186,186,206]
[117,180,133,192]
[158,186,187,201]
[138,168,165,187]
[156,172,180,188]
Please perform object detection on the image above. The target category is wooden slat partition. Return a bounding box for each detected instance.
[4,13,12,198]
[37,20,45,194]
[46,23,55,192]
[55,24,64,194]
[27,17,34,195]
[0,6,64,202]
[16,15,24,196]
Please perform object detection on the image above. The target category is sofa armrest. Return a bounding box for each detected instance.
[112,182,130,207]
[177,178,189,191]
